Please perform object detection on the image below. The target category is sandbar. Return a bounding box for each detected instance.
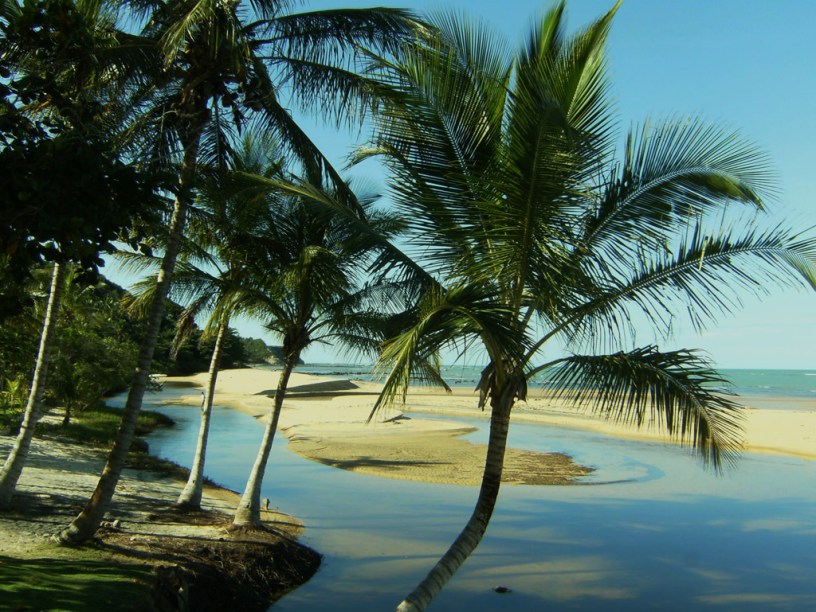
[162,368,815,486]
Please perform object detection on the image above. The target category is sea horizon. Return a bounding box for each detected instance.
[284,363,816,402]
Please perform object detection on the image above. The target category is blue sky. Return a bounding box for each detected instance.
[105,0,816,369]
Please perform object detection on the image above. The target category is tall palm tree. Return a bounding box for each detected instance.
[58,0,424,543]
[0,263,64,508]
[359,4,816,610]
[120,131,288,509]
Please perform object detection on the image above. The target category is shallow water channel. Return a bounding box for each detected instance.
[127,386,816,611]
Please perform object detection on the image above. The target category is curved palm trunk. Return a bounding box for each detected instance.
[232,354,298,528]
[0,262,66,509]
[396,395,514,611]
[176,317,229,508]
[55,130,202,544]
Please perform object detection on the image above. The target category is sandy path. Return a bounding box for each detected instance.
[0,417,321,611]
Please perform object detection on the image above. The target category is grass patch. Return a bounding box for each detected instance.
[126,449,191,480]
[35,402,174,450]
[0,407,23,436]
[0,545,155,612]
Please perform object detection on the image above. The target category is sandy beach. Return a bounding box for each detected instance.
[0,418,320,610]
[163,368,816,486]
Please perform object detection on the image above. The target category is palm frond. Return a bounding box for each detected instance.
[265,7,424,63]
[540,346,744,470]
[264,56,388,128]
[583,116,775,264]
[362,16,512,279]
[120,274,159,318]
[371,284,527,418]
[562,224,816,350]
[112,249,162,277]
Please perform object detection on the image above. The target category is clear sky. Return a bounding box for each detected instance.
[105,0,816,369]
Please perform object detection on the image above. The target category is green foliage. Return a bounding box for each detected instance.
[0,376,28,411]
[365,4,816,471]
[241,337,273,363]
[0,0,162,290]
[150,315,248,375]
[47,280,140,415]
[0,264,261,425]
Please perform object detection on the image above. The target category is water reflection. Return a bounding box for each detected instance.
[137,390,816,611]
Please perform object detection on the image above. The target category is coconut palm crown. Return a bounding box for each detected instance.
[357,2,816,610]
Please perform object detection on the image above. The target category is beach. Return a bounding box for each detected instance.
[163,367,816,487]
[0,416,320,610]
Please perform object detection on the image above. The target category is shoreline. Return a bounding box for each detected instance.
[161,368,816,486]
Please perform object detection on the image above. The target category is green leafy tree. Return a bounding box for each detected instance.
[59,0,425,543]
[0,0,160,290]
[239,337,273,364]
[0,0,159,509]
[360,4,816,609]
[48,275,139,426]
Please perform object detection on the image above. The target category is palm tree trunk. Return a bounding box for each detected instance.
[55,130,201,544]
[232,355,298,528]
[176,317,228,508]
[396,394,514,611]
[0,262,66,509]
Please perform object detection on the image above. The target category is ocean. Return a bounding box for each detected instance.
[291,363,816,403]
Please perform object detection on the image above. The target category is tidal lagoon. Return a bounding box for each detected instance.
[131,368,816,610]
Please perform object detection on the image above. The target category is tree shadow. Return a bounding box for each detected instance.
[312,455,449,472]
[256,379,383,400]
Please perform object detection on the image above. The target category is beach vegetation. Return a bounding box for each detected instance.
[0,0,161,291]
[360,2,816,609]
[0,0,166,507]
[0,0,163,509]
[241,337,277,364]
[118,130,301,510]
[35,402,174,452]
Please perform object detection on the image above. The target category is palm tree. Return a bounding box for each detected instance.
[58,0,424,543]
[121,131,288,509]
[0,263,64,508]
[230,173,402,528]
[359,4,816,610]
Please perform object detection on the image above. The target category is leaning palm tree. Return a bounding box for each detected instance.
[120,131,289,509]
[358,4,816,610]
[230,176,402,528]
[58,0,424,543]
[0,263,65,508]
